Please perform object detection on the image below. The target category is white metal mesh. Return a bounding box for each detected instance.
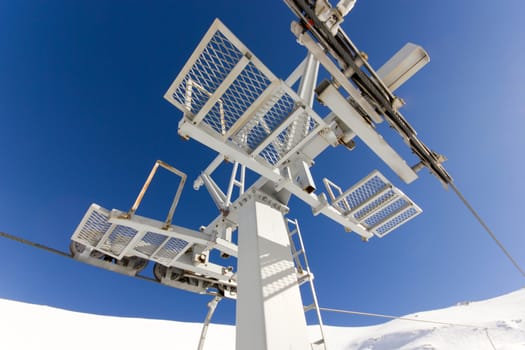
[232,87,295,151]
[99,225,138,256]
[132,231,189,262]
[363,198,408,226]
[153,237,189,265]
[171,30,244,115]
[165,19,323,169]
[374,207,420,237]
[335,173,388,210]
[353,189,396,220]
[71,204,189,261]
[75,207,111,248]
[231,88,319,166]
[331,171,422,237]
[207,62,272,134]
[134,232,166,256]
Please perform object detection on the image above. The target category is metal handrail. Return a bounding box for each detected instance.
[127,160,187,228]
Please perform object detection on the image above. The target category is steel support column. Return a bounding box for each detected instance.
[235,191,309,350]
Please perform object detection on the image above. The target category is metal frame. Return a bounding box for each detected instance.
[194,156,246,212]
[165,18,421,240]
[316,82,418,184]
[324,171,422,237]
[71,204,238,278]
[70,3,439,348]
[285,0,452,185]
[70,161,239,299]
[165,20,326,171]
[161,17,426,348]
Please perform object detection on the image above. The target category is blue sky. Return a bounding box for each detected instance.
[0,0,524,327]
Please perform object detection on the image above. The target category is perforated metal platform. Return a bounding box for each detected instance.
[326,171,422,237]
[163,19,422,239]
[71,204,190,265]
[164,19,325,169]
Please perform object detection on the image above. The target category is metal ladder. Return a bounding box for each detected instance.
[286,218,327,350]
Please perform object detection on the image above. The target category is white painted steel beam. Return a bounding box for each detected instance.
[285,57,307,87]
[236,178,373,239]
[317,82,418,184]
[179,117,283,183]
[291,22,383,123]
[193,154,224,190]
[108,210,238,257]
[200,172,228,209]
[297,52,320,108]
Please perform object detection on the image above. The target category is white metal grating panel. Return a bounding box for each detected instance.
[164,19,324,170]
[133,232,167,258]
[208,62,272,134]
[374,207,420,237]
[232,87,295,152]
[153,237,189,265]
[339,173,388,210]
[99,225,138,256]
[331,171,422,237]
[74,205,112,249]
[71,204,189,261]
[172,30,245,114]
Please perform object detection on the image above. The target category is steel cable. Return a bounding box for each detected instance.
[449,182,525,279]
[0,229,520,342]
[0,231,71,258]
[0,231,158,283]
[318,306,496,330]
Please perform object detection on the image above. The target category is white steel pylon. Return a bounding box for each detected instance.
[67,0,452,348]
[235,189,310,349]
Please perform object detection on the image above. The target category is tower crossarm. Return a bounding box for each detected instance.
[284,0,452,186]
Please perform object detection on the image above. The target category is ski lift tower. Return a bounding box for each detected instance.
[70,1,452,349]
[162,0,451,346]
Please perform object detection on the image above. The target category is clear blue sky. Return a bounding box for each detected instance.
[0,0,524,327]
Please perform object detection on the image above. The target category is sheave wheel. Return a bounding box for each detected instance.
[153,263,167,282]
[69,241,105,258]
[69,241,85,256]
[116,256,148,272]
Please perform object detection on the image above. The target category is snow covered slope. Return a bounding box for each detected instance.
[1,289,524,349]
[326,288,525,350]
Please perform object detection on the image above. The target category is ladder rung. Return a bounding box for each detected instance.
[303,303,316,312]
[293,249,303,258]
[297,271,310,280]
[288,218,325,350]
[297,276,310,286]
